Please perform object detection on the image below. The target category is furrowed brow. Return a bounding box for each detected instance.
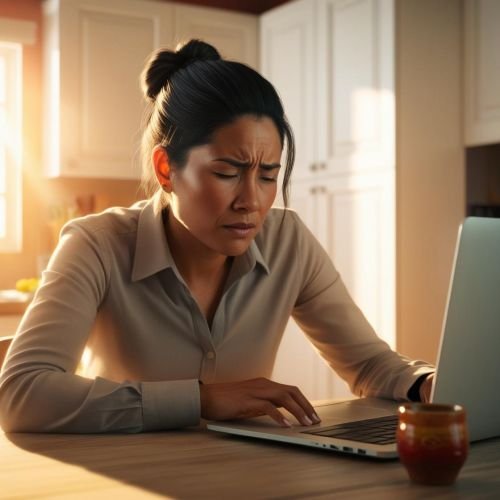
[213,158,281,170]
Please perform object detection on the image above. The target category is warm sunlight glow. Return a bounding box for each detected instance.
[0,196,5,238]
[79,346,92,373]
[0,56,5,103]
[0,42,22,253]
[44,49,60,177]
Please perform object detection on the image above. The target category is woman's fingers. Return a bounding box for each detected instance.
[262,385,321,426]
[244,400,293,427]
[199,377,321,426]
[286,385,321,424]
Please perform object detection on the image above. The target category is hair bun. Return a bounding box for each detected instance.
[141,39,221,102]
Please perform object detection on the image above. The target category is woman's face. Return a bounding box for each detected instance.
[168,115,282,257]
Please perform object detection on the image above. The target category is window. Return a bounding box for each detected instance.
[0,41,22,252]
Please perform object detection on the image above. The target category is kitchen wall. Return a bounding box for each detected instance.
[0,0,140,289]
[396,0,465,363]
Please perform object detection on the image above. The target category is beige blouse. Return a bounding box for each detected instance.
[0,194,434,432]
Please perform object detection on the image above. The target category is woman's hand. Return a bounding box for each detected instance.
[419,373,435,403]
[199,377,321,427]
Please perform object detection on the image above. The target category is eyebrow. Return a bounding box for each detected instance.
[212,157,281,170]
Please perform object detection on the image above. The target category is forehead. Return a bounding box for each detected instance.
[208,115,282,157]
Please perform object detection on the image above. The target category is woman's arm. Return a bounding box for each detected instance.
[0,221,199,433]
[290,213,435,401]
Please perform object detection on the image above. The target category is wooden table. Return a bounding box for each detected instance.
[1,425,499,499]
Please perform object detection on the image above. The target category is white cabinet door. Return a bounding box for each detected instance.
[316,0,395,175]
[174,4,258,69]
[260,0,317,182]
[43,0,174,179]
[465,0,500,146]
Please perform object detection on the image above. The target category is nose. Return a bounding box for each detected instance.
[232,175,260,212]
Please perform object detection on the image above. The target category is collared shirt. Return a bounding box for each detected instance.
[0,194,434,433]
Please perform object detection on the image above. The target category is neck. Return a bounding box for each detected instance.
[163,210,229,284]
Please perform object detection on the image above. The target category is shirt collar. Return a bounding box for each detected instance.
[131,193,270,282]
[131,192,174,282]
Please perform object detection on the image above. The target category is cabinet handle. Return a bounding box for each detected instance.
[320,162,327,170]
[310,187,317,195]
[309,163,318,172]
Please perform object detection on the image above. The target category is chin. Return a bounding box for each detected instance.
[220,241,253,257]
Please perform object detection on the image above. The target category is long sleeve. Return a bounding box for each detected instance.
[291,213,434,401]
[0,221,200,433]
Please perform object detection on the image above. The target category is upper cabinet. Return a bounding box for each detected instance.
[42,0,258,179]
[261,0,394,182]
[465,0,500,146]
[42,0,174,180]
[316,0,395,175]
[174,4,258,68]
[260,0,316,182]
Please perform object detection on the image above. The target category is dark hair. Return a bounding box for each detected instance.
[140,39,295,206]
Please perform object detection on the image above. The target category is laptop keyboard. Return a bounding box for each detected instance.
[303,415,398,445]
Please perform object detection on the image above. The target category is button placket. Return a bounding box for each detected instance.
[190,308,216,381]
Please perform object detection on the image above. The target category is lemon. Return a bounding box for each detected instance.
[27,278,40,292]
[15,277,40,293]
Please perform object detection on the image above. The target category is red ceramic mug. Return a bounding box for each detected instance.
[397,403,469,485]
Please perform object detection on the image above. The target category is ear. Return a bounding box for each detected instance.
[152,145,173,193]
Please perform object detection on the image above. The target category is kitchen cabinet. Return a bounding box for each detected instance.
[42,0,174,179]
[42,0,258,179]
[259,0,316,183]
[465,0,500,146]
[174,4,258,69]
[262,0,395,399]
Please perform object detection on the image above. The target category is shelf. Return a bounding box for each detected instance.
[0,290,32,315]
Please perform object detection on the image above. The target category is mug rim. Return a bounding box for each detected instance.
[398,403,465,414]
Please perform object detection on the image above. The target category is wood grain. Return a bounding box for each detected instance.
[1,426,499,499]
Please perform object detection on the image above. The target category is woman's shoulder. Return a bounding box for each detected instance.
[261,207,308,237]
[62,200,148,240]
[256,207,311,256]
[258,207,325,259]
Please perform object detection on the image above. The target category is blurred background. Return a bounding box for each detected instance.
[0,0,499,399]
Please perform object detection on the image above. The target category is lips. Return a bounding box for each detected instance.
[224,223,256,229]
[222,222,256,237]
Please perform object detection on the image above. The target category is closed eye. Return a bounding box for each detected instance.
[213,172,238,179]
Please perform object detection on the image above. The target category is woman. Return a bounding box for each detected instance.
[0,40,434,433]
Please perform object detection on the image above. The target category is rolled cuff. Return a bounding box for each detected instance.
[394,365,435,401]
[141,379,201,431]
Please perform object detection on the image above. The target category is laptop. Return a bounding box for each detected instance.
[207,217,500,459]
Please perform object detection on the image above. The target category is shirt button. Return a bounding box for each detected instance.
[206,351,215,359]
